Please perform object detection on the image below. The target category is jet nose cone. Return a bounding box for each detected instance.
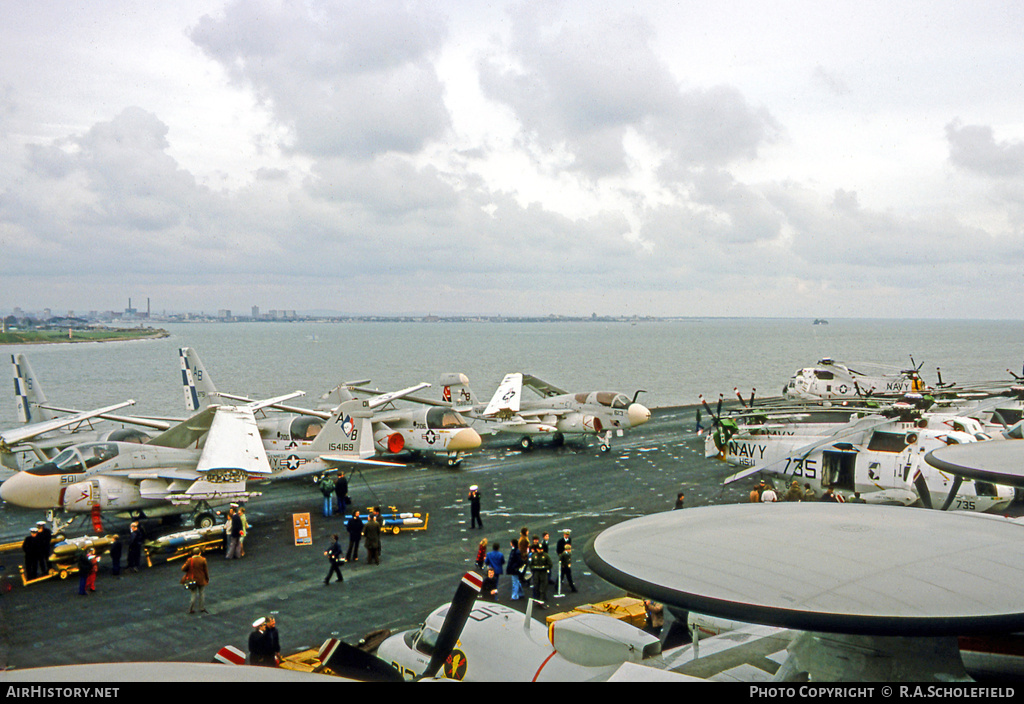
[628,403,651,427]
[447,428,482,452]
[0,471,58,509]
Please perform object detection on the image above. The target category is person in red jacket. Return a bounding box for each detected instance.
[182,548,210,614]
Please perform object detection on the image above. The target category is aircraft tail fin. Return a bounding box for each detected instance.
[484,372,523,416]
[313,399,376,459]
[440,372,478,410]
[12,354,53,423]
[179,347,217,411]
[317,382,359,411]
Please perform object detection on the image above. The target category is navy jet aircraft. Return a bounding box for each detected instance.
[179,347,481,466]
[3,353,171,471]
[430,372,650,452]
[0,393,390,527]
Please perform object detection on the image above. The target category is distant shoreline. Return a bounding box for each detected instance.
[0,328,170,345]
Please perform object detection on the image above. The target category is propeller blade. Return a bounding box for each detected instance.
[419,571,483,679]
[317,638,405,682]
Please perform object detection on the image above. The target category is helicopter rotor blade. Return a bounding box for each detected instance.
[913,471,934,510]
[734,388,748,408]
[938,474,964,512]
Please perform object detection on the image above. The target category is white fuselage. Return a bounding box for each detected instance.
[712,416,1014,513]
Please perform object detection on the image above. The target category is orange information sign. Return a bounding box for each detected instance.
[293,513,312,546]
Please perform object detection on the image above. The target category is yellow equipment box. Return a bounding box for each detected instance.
[545,596,648,631]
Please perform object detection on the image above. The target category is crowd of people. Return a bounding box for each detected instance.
[471,523,577,609]
[21,518,146,593]
[16,470,681,669]
[748,478,866,504]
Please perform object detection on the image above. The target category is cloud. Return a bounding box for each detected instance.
[2,1,1024,318]
[946,120,1024,179]
[189,0,451,159]
[478,8,779,178]
[811,65,851,97]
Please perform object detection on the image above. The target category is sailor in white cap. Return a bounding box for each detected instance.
[22,526,40,580]
[468,485,483,529]
[248,617,274,666]
[556,529,572,555]
[35,520,53,576]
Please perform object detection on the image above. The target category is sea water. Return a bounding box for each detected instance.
[1,318,1022,428]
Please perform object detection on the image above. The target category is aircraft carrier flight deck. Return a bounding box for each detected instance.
[0,406,749,673]
[4,404,1006,677]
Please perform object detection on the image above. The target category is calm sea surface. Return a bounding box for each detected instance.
[2,318,1023,428]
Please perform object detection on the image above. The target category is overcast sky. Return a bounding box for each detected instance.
[2,1,1023,318]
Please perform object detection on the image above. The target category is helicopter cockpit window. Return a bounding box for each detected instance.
[975,481,999,497]
[426,408,469,429]
[866,432,909,453]
[813,370,835,380]
[290,417,324,440]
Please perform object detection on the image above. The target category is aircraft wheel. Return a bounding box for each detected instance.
[600,443,611,453]
[195,513,216,529]
[520,436,533,451]
[447,456,462,468]
[552,432,565,447]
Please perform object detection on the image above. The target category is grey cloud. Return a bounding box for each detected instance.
[305,155,459,217]
[812,65,851,97]
[4,108,237,276]
[946,120,1024,178]
[189,0,451,159]
[478,10,778,177]
[764,184,1007,277]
